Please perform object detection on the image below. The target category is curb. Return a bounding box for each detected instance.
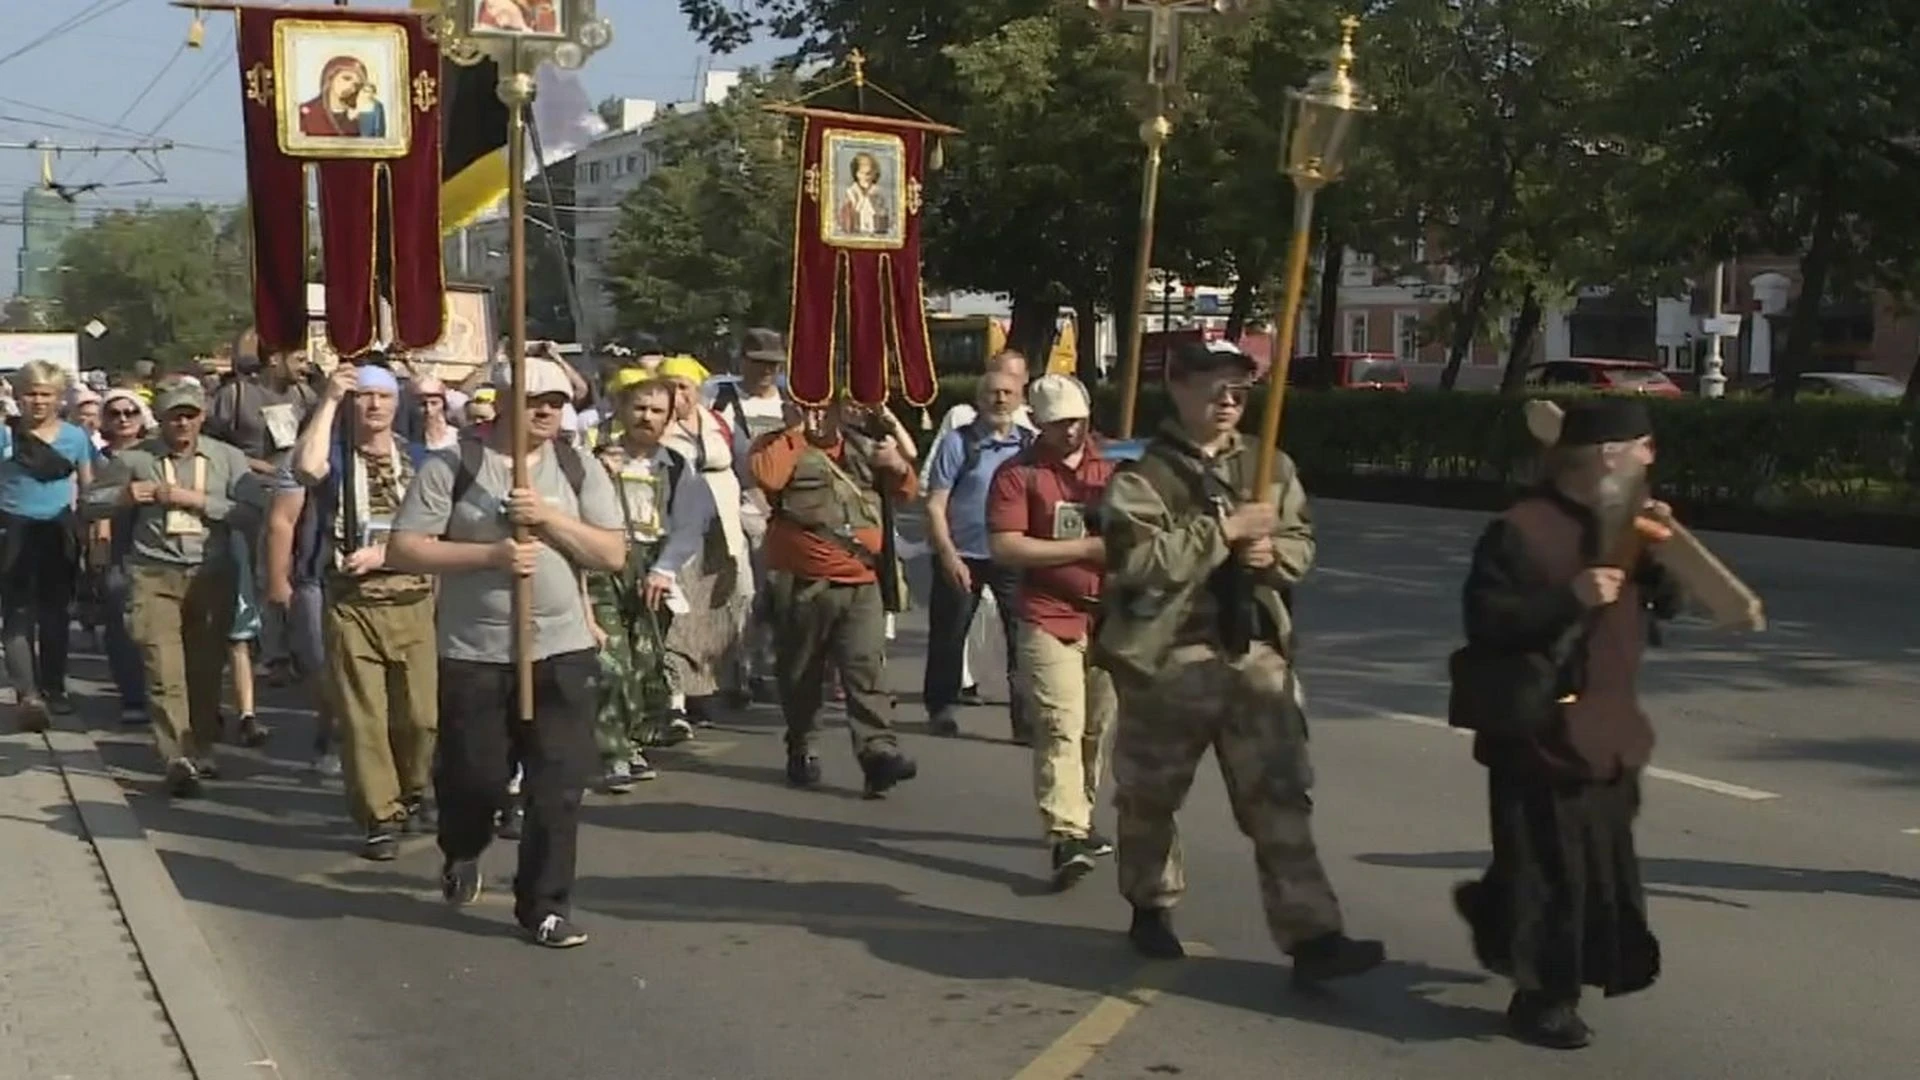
[44,720,282,1080]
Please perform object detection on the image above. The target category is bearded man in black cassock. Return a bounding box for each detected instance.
[1449,397,1682,1050]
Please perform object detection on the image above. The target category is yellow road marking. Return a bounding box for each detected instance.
[1009,941,1214,1080]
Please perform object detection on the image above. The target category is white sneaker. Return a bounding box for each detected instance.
[312,752,342,778]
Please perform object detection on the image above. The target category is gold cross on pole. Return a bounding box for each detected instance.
[1091,0,1237,437]
[1090,0,1233,91]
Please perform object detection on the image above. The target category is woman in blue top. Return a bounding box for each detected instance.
[0,360,96,730]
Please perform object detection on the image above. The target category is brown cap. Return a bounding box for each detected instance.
[742,327,787,364]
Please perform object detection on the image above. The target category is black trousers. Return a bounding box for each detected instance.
[436,650,599,928]
[922,555,1023,724]
[0,516,78,700]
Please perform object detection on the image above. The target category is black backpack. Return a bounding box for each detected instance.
[447,437,588,519]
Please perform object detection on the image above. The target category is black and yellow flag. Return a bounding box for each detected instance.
[413,0,509,233]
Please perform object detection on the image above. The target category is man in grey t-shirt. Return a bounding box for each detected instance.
[389,356,625,949]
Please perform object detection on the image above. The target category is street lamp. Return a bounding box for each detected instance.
[1250,16,1374,497]
[1091,0,1247,437]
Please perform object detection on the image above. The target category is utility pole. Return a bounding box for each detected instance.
[1701,261,1734,398]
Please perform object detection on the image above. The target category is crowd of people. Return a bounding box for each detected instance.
[1,329,1677,1047]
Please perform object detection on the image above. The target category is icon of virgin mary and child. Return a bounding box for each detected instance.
[298,55,386,139]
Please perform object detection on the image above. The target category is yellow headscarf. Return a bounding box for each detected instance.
[606,365,653,395]
[657,355,710,386]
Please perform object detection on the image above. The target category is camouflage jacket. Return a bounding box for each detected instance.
[1093,421,1314,682]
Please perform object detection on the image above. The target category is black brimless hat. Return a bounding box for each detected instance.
[1557,398,1653,446]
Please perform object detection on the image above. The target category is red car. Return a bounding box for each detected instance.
[1525,358,1683,397]
[1286,352,1411,391]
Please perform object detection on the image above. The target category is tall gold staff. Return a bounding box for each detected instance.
[1091,1,1243,438]
[1249,16,1374,496]
[430,0,613,720]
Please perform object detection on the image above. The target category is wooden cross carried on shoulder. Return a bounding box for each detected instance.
[1088,0,1238,89]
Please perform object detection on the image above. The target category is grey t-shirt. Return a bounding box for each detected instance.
[392,441,623,664]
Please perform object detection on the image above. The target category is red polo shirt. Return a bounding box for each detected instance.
[985,440,1117,642]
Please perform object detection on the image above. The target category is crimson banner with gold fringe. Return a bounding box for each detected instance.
[237,8,444,358]
[786,114,938,409]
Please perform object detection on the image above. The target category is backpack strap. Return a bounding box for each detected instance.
[554,438,587,498]
[447,436,487,513]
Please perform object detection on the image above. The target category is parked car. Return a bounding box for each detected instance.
[1524,358,1683,397]
[1287,352,1411,391]
[1751,372,1906,401]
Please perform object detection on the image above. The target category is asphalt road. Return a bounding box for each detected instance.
[78,498,1920,1080]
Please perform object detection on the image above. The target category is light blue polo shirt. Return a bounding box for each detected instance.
[925,418,1032,561]
[0,421,96,520]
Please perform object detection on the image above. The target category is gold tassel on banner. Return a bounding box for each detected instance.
[920,406,931,430]
[929,136,944,172]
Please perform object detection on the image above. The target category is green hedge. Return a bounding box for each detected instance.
[910,378,1920,518]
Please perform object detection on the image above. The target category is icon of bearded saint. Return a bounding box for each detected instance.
[298,55,386,138]
[476,0,558,33]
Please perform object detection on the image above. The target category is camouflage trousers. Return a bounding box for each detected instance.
[1111,641,1343,951]
[587,569,673,766]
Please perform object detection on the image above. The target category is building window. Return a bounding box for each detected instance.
[1345,311,1369,353]
[625,154,638,173]
[1394,311,1419,361]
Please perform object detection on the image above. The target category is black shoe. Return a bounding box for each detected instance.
[957,685,985,707]
[43,691,74,717]
[1085,831,1115,857]
[165,758,202,799]
[1453,879,1513,975]
[1128,905,1186,960]
[236,713,270,748]
[192,756,222,781]
[1009,722,1034,747]
[785,751,823,788]
[529,913,589,949]
[859,749,918,798]
[402,796,438,834]
[440,858,482,905]
[1049,838,1099,892]
[362,821,402,862]
[927,710,960,737]
[1288,932,1387,986]
[1507,992,1593,1050]
[496,804,525,841]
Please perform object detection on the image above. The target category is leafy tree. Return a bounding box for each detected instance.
[601,70,800,356]
[1620,0,1920,398]
[57,204,252,371]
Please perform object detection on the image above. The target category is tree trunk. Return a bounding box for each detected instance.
[1905,348,1920,407]
[1498,285,1543,395]
[1007,292,1057,373]
[1439,159,1518,391]
[1314,224,1344,389]
[1073,299,1101,386]
[1776,156,1842,401]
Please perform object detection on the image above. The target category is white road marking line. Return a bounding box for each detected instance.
[1375,711,1782,801]
[1903,828,1920,836]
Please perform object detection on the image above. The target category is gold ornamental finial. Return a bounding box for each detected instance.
[1336,15,1359,75]
[848,49,867,88]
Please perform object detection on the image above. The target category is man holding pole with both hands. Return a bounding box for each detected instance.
[387,351,627,949]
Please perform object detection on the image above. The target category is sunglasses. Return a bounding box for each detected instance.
[106,408,141,419]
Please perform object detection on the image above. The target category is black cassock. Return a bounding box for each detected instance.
[1453,509,1678,1004]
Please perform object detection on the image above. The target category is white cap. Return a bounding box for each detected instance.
[1028,373,1091,425]
[525,356,573,399]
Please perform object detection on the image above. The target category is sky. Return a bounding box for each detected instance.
[0,0,781,296]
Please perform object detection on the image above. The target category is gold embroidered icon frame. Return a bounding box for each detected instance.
[273,19,413,160]
[818,128,908,251]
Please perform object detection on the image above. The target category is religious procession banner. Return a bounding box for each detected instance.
[237,8,445,358]
[786,113,939,409]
